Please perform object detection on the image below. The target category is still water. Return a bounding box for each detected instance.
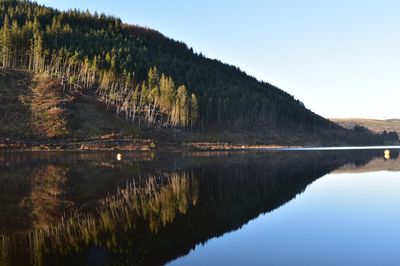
[0,149,399,265]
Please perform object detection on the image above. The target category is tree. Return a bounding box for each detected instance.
[176,85,189,127]
[1,15,11,68]
[159,74,175,123]
[190,93,198,129]
[32,18,44,72]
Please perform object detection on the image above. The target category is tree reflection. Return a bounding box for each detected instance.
[0,150,387,266]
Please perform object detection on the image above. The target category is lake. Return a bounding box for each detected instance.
[0,148,399,265]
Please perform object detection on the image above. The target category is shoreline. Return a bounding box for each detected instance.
[0,138,299,152]
[2,139,397,153]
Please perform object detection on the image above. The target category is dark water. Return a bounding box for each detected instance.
[0,149,399,266]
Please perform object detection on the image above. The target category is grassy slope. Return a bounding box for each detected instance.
[0,69,137,141]
[0,70,32,139]
[331,118,400,135]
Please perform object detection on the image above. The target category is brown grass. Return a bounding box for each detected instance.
[28,76,70,138]
[0,69,138,141]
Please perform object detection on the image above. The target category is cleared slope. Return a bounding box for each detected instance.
[0,70,32,139]
[0,69,137,140]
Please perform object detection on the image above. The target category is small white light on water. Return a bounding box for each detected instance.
[384,150,390,160]
[116,153,122,161]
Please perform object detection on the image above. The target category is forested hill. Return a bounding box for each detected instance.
[0,0,326,128]
[0,0,397,145]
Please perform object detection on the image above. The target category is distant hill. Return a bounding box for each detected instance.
[331,118,400,135]
[334,156,400,174]
[0,0,396,146]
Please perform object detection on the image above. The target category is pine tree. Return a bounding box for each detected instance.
[1,16,11,68]
[176,85,188,127]
[32,18,43,72]
[190,93,198,129]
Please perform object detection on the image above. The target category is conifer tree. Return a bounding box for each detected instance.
[190,93,198,129]
[32,18,43,72]
[1,15,11,68]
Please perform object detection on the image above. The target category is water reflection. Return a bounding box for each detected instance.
[0,150,395,265]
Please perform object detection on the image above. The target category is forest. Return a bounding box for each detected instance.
[0,0,197,128]
[0,0,329,130]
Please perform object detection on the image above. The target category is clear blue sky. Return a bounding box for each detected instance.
[36,0,400,119]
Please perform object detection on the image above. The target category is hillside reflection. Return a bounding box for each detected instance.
[0,150,389,265]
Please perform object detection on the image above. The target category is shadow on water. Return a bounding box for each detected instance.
[0,149,395,265]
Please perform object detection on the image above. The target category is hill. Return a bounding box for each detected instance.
[0,69,344,148]
[332,118,400,135]
[0,0,397,148]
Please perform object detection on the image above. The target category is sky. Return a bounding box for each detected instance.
[36,0,400,119]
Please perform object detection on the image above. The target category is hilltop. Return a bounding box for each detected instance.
[0,0,397,150]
